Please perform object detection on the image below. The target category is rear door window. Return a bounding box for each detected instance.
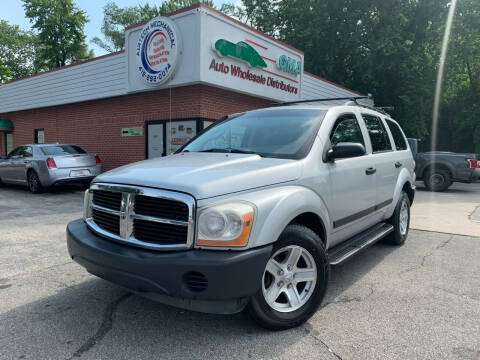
[386,119,408,150]
[7,146,23,158]
[330,113,365,147]
[41,145,87,156]
[8,146,32,158]
[362,114,392,153]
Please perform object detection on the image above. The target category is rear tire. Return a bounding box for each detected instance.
[27,171,43,194]
[385,191,410,246]
[424,169,451,192]
[246,225,329,330]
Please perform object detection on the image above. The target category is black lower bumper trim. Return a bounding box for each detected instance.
[54,176,94,185]
[67,219,272,313]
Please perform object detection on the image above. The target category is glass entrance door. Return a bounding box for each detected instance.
[147,119,204,159]
[166,120,197,155]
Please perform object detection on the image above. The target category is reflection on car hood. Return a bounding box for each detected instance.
[93,152,302,199]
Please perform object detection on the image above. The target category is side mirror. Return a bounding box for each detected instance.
[327,142,366,162]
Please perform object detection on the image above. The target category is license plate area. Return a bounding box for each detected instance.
[70,169,91,177]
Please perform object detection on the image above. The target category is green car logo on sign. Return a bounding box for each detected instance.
[214,39,267,68]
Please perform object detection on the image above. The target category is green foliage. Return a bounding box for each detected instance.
[239,0,479,153]
[0,20,39,79]
[0,61,13,83]
[23,0,93,69]
[92,0,214,52]
[438,0,480,153]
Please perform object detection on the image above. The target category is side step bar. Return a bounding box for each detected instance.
[328,222,394,266]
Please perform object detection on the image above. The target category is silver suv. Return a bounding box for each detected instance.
[67,100,415,330]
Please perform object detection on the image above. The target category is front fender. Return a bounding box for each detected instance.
[202,185,331,249]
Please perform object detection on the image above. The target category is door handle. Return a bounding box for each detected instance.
[365,167,376,175]
[395,161,402,168]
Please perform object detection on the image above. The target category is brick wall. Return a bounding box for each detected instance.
[0,84,270,170]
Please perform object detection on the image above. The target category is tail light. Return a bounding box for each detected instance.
[467,158,478,169]
[95,155,101,164]
[46,157,56,168]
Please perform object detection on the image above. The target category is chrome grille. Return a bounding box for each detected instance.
[92,190,122,211]
[133,219,188,244]
[92,209,120,235]
[135,195,189,221]
[85,183,195,250]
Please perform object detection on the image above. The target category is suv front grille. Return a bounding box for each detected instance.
[86,184,195,251]
[133,219,189,244]
[135,195,189,221]
[92,209,120,235]
[92,190,122,210]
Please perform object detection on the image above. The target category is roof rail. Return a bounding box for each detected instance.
[354,103,394,116]
[272,96,370,107]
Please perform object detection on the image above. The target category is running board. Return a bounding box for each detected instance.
[328,222,394,266]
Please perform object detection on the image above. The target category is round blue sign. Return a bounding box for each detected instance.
[135,17,181,85]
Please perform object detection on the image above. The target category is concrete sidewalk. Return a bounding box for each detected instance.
[410,182,480,237]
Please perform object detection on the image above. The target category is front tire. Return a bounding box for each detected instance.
[27,171,43,194]
[385,191,410,245]
[246,225,329,330]
[424,169,451,192]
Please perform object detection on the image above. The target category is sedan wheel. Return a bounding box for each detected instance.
[28,171,43,194]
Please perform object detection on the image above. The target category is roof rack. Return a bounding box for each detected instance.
[354,104,394,116]
[272,95,371,107]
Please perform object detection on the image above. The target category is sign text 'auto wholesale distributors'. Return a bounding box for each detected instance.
[136,17,182,85]
[210,39,300,95]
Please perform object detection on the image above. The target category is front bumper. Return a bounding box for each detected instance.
[67,219,272,314]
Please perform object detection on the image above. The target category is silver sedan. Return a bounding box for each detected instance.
[0,144,102,193]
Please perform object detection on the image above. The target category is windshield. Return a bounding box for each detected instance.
[41,145,87,156]
[181,109,325,159]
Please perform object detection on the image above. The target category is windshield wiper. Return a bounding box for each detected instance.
[198,148,263,156]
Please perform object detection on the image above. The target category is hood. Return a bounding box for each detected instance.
[94,152,302,199]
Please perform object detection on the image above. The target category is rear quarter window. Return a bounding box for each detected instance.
[386,120,408,151]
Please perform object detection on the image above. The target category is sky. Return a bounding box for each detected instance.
[1,0,229,57]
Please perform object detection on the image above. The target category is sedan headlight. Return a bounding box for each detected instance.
[196,202,255,247]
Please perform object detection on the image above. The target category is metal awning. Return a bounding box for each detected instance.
[0,119,13,132]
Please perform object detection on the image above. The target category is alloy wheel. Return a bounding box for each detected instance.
[399,199,409,236]
[262,245,317,313]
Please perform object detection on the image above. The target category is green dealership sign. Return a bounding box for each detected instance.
[214,39,267,68]
[277,55,301,75]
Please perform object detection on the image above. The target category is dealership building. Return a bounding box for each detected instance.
[0,3,370,171]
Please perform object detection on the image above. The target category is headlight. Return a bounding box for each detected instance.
[196,202,255,247]
[83,189,92,220]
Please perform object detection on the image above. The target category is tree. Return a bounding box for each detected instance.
[0,61,13,83]
[92,0,215,53]
[0,20,39,79]
[438,0,480,153]
[23,0,93,69]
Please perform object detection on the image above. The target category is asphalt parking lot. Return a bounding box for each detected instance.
[0,183,479,360]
